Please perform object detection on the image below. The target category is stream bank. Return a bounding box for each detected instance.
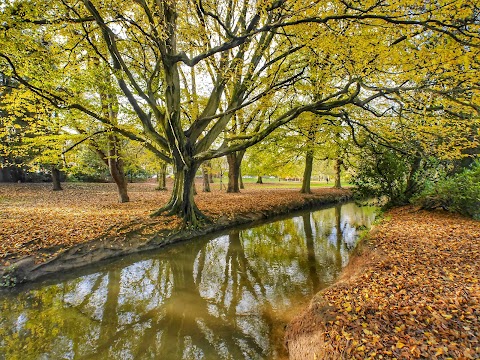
[285,206,480,359]
[1,189,352,288]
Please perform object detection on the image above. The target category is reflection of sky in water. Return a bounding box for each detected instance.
[0,203,377,360]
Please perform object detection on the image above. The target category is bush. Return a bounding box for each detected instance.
[413,161,480,219]
[352,147,418,205]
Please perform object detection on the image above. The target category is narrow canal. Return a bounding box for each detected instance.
[0,202,376,360]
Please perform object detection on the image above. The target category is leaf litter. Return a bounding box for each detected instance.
[286,206,480,359]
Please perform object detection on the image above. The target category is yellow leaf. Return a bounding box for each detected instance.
[363,328,372,336]
[396,341,406,349]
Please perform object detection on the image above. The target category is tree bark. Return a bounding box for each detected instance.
[226,154,239,193]
[226,151,245,193]
[333,158,343,189]
[202,162,210,192]
[152,162,208,226]
[107,135,129,203]
[239,167,244,189]
[300,149,314,194]
[156,163,167,191]
[256,175,263,184]
[51,166,62,191]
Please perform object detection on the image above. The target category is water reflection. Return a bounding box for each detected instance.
[0,203,376,360]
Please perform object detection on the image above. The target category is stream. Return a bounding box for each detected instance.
[0,202,376,360]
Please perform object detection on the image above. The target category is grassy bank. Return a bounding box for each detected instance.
[286,206,480,359]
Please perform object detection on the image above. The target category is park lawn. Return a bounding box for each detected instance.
[0,181,350,265]
[214,177,352,189]
[286,206,480,360]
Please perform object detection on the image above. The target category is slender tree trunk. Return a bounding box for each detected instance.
[202,163,210,192]
[51,166,62,191]
[97,78,129,202]
[239,167,244,189]
[193,179,198,195]
[300,149,314,194]
[333,158,343,189]
[256,175,263,184]
[156,163,167,191]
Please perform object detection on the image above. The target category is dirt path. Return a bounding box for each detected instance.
[285,206,480,359]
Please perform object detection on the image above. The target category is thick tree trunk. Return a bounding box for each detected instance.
[226,151,245,193]
[152,162,208,226]
[227,154,240,193]
[300,149,314,194]
[107,135,129,203]
[51,166,62,191]
[202,163,210,192]
[256,175,263,184]
[333,158,343,189]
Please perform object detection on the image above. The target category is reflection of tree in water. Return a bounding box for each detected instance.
[0,203,377,360]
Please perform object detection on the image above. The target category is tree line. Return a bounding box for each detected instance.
[1,0,478,225]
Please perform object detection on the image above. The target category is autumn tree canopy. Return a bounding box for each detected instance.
[0,0,478,225]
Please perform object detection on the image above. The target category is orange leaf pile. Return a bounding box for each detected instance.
[286,206,480,360]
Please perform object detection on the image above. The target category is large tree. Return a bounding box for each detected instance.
[1,0,478,225]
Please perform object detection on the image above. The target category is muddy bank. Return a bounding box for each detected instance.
[284,206,480,359]
[1,190,351,288]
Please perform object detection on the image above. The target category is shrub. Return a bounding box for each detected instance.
[352,147,420,206]
[413,161,480,219]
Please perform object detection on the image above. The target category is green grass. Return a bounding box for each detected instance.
[212,177,351,189]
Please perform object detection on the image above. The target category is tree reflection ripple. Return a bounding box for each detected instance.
[0,203,376,359]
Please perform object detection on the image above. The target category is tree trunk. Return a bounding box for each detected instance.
[152,162,208,226]
[239,167,244,189]
[300,149,314,194]
[256,175,263,184]
[333,158,343,189]
[202,163,210,192]
[51,166,62,191]
[156,163,167,191]
[97,82,129,202]
[404,155,422,200]
[226,151,245,193]
[107,135,129,203]
[227,154,240,193]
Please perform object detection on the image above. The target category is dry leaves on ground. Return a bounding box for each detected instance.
[0,182,349,265]
[290,206,480,360]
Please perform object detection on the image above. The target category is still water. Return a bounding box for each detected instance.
[0,202,376,360]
